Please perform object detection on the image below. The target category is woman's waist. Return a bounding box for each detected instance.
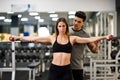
[52,52,71,66]
[51,61,70,66]
[50,63,71,68]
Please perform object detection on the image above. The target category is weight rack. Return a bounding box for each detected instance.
[0,41,16,80]
[0,41,43,80]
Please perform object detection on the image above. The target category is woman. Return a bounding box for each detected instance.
[10,17,111,80]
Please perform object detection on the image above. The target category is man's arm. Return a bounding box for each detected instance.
[87,41,99,53]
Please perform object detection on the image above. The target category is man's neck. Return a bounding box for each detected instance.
[72,26,81,31]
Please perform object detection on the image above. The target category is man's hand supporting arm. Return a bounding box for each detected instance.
[87,41,99,53]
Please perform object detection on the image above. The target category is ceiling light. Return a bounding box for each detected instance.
[7,11,14,14]
[68,15,75,19]
[39,19,44,22]
[0,16,5,20]
[34,16,40,19]
[18,14,22,18]
[49,14,58,17]
[4,19,12,22]
[52,17,58,21]
[48,11,55,13]
[68,11,75,15]
[29,12,39,16]
[21,18,28,21]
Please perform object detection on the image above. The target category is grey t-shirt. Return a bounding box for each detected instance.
[69,27,90,69]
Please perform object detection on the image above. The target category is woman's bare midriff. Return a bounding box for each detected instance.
[52,52,71,66]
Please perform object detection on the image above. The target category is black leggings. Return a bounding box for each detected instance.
[72,69,83,80]
[48,63,73,80]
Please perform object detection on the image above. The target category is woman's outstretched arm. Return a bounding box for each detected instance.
[9,35,51,43]
[73,34,113,44]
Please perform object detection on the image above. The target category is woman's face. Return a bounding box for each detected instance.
[57,21,67,34]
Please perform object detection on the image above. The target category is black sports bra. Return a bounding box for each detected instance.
[52,37,72,53]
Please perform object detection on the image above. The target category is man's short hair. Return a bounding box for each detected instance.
[75,11,86,22]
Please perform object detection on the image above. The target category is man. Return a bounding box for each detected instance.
[69,11,99,80]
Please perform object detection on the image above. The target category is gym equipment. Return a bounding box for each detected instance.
[90,59,120,80]
[0,36,52,80]
[27,62,41,80]
[0,47,5,62]
[0,41,38,80]
[0,41,16,80]
[111,39,119,47]
[111,50,119,59]
[90,48,120,80]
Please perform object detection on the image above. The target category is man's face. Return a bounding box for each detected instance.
[73,16,84,30]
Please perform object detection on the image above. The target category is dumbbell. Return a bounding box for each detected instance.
[31,55,37,62]
[35,55,40,62]
[107,35,120,47]
[9,35,15,41]
[109,35,120,40]
[15,54,21,62]
[107,35,114,41]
